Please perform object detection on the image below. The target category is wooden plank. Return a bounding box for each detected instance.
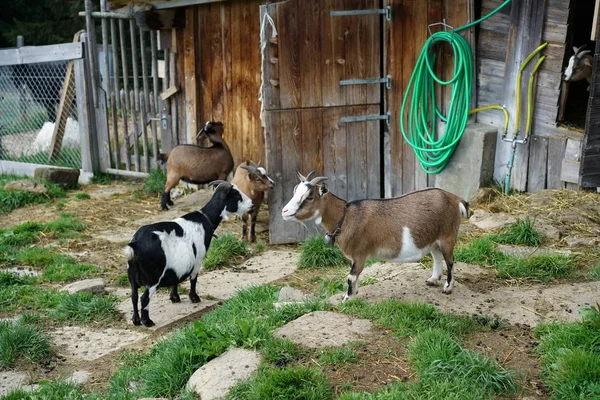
[259,3,281,111]
[230,1,243,165]
[526,135,548,192]
[322,107,348,197]
[119,91,131,170]
[0,42,84,66]
[129,90,141,171]
[364,0,380,105]
[321,0,345,107]
[401,0,418,193]
[344,0,368,106]
[366,104,380,198]
[495,0,547,192]
[183,6,198,143]
[301,108,324,176]
[346,106,368,201]
[277,0,301,109]
[264,110,285,243]
[281,109,305,241]
[593,0,600,40]
[561,159,580,183]
[241,2,252,161]
[139,29,151,172]
[387,0,404,195]
[221,3,234,158]
[74,56,94,173]
[249,2,263,163]
[547,136,566,189]
[298,0,322,108]
[199,4,214,126]
[49,60,76,162]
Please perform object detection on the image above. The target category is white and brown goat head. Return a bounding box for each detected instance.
[564,46,593,84]
[281,171,329,222]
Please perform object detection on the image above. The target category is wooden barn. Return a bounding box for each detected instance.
[99,0,600,243]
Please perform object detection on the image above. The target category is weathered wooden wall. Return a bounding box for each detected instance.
[176,0,267,167]
[581,29,600,188]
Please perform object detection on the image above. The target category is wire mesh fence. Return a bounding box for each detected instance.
[0,61,81,169]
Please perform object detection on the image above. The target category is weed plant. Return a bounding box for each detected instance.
[298,235,349,269]
[203,234,250,270]
[0,318,51,368]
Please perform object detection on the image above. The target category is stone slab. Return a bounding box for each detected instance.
[497,245,571,258]
[62,278,105,294]
[274,311,372,348]
[1,267,40,277]
[0,372,32,396]
[469,209,517,230]
[330,262,600,327]
[186,349,261,400]
[49,326,148,361]
[3,180,46,194]
[435,123,498,201]
[34,167,80,189]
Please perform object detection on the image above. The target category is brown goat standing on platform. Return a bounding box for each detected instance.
[157,121,234,210]
[282,172,469,301]
[230,160,275,242]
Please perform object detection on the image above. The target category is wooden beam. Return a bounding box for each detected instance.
[183,7,198,144]
[592,0,600,41]
[0,42,83,66]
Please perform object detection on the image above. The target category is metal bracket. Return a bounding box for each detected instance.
[331,6,392,21]
[149,113,169,130]
[341,111,391,126]
[340,75,392,90]
[427,19,454,36]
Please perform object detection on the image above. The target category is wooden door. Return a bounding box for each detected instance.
[261,0,385,244]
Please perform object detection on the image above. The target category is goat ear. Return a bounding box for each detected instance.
[583,56,593,67]
[318,185,329,195]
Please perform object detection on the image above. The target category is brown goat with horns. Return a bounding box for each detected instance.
[282,172,469,301]
[230,160,275,242]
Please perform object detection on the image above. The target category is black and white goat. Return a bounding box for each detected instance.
[282,172,469,301]
[124,181,253,327]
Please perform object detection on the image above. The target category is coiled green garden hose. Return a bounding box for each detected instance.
[399,0,512,174]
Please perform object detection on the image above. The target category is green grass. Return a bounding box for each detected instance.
[50,292,120,323]
[0,213,86,249]
[203,234,250,270]
[15,246,100,282]
[74,192,91,200]
[0,174,68,214]
[227,366,334,400]
[318,346,358,365]
[261,337,303,367]
[535,306,600,399]
[338,299,478,339]
[489,217,545,246]
[2,381,93,400]
[144,168,166,195]
[89,171,123,185]
[0,318,51,368]
[456,236,579,282]
[106,285,326,399]
[298,236,349,269]
[0,271,35,287]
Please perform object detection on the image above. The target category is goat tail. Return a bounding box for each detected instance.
[157,152,170,163]
[123,244,135,261]
[459,200,470,219]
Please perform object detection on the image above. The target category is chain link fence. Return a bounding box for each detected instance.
[0,61,81,169]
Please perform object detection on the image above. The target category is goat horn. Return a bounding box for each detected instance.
[305,170,316,181]
[309,176,329,186]
[248,159,259,168]
[579,50,592,57]
[297,171,308,182]
[207,180,230,189]
[240,165,256,173]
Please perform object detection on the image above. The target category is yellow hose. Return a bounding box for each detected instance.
[515,42,548,135]
[526,55,546,135]
[469,105,509,135]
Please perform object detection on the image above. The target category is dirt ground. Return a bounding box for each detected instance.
[1,182,599,398]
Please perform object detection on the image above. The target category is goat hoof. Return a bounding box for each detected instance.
[425,278,439,287]
[170,294,181,303]
[167,200,174,206]
[189,294,201,303]
[442,284,453,295]
[132,317,141,326]
[142,318,155,327]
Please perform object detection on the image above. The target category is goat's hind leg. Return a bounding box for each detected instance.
[188,274,201,303]
[129,268,141,326]
[426,247,444,287]
[343,258,365,302]
[169,284,181,303]
[140,285,158,327]
[440,246,455,294]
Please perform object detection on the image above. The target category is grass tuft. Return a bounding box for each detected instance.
[51,292,120,323]
[144,169,166,196]
[16,246,100,282]
[2,380,90,400]
[298,236,349,269]
[0,318,51,368]
[318,346,358,365]
[227,366,333,400]
[89,171,122,185]
[489,217,545,246]
[203,234,250,270]
[74,192,91,200]
[0,174,67,214]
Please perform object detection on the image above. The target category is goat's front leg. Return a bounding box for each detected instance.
[189,273,201,303]
[426,248,444,286]
[169,284,181,303]
[343,258,365,302]
[250,211,258,243]
[241,213,249,241]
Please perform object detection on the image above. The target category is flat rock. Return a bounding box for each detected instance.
[3,180,47,194]
[278,286,310,302]
[49,326,148,361]
[66,370,90,386]
[274,311,372,348]
[34,167,80,188]
[529,190,555,207]
[535,222,561,240]
[1,267,40,277]
[469,209,517,230]
[564,236,598,247]
[118,251,298,329]
[497,245,571,258]
[62,278,105,294]
[333,262,600,327]
[186,349,261,400]
[0,371,32,396]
